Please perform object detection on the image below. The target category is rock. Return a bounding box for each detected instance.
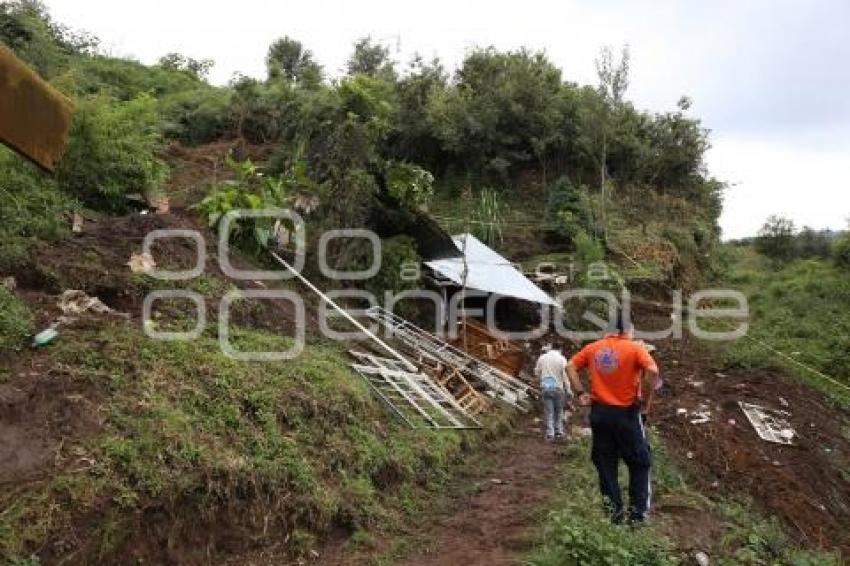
[694,550,710,566]
[1,276,15,290]
[686,451,694,459]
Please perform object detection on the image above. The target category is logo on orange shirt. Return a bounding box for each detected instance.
[594,347,620,375]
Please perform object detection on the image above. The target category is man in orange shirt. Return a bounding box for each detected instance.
[566,312,659,524]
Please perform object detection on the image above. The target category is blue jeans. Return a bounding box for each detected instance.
[542,388,566,438]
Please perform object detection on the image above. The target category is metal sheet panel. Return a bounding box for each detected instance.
[425,233,559,307]
[0,46,73,171]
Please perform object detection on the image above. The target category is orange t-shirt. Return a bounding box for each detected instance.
[570,335,658,407]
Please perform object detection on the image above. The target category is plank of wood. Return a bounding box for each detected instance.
[0,46,73,171]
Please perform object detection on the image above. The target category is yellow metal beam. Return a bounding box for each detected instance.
[0,45,73,171]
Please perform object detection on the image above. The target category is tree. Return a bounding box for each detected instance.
[0,0,97,78]
[347,36,395,80]
[833,224,850,269]
[158,52,213,80]
[582,45,630,242]
[755,215,796,264]
[427,47,564,183]
[265,36,322,86]
[547,176,590,240]
[390,55,448,169]
[796,226,832,259]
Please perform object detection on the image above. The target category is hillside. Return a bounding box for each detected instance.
[1,2,849,565]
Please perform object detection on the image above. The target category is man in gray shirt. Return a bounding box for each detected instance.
[534,344,572,441]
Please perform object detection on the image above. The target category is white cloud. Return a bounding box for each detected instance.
[710,136,850,239]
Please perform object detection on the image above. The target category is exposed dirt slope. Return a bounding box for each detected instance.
[645,305,850,557]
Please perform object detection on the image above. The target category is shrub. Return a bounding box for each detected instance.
[548,176,591,240]
[754,215,796,265]
[574,231,604,265]
[832,231,850,270]
[384,161,434,210]
[0,147,71,271]
[57,94,168,211]
[471,188,504,247]
[68,56,203,100]
[359,235,421,299]
[195,157,311,255]
[160,87,233,145]
[0,287,34,352]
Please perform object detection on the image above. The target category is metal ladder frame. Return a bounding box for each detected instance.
[365,306,532,411]
[349,351,481,429]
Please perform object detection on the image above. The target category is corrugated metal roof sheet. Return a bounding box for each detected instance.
[425,233,559,307]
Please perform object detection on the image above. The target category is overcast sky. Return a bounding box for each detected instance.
[45,0,850,239]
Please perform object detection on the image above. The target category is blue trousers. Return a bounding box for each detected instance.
[542,388,565,438]
[589,403,652,523]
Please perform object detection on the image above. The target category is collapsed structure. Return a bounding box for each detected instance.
[342,234,564,427]
[271,216,560,428]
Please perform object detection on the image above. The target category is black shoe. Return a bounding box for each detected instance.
[611,510,625,525]
[628,515,647,528]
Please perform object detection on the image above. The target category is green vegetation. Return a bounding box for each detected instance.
[0,146,71,271]
[0,286,34,351]
[6,2,843,562]
[0,324,488,562]
[2,0,722,285]
[832,229,850,270]
[57,94,168,211]
[530,436,840,565]
[720,245,850,400]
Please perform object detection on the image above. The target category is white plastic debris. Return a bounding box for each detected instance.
[58,290,113,315]
[695,551,710,566]
[127,252,156,273]
[676,408,688,416]
[739,401,795,445]
[71,211,84,233]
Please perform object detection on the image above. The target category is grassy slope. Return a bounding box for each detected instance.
[720,246,850,404]
[527,435,838,565]
[0,319,503,563]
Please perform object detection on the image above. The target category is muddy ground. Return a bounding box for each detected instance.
[645,305,850,555]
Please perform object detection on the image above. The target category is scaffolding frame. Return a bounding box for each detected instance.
[365,307,532,411]
[349,351,481,430]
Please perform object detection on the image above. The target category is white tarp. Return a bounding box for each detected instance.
[425,233,559,307]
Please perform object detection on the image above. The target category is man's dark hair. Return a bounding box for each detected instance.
[612,309,630,334]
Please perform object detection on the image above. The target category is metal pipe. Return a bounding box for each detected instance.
[268,251,417,372]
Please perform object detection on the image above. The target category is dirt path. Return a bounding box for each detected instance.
[396,424,561,566]
[316,420,563,566]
